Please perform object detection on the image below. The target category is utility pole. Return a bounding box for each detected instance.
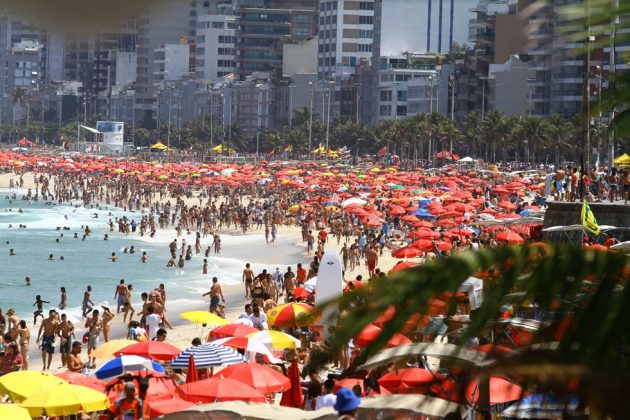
[288,84,294,130]
[308,81,314,157]
[325,81,333,159]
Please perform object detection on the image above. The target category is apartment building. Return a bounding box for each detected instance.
[196,14,236,81]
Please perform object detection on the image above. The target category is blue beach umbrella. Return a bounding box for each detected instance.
[170,343,244,369]
[500,394,583,419]
[94,355,164,381]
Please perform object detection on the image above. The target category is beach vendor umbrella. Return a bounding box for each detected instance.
[378,368,445,394]
[94,355,165,382]
[0,403,30,420]
[0,371,67,403]
[171,343,244,369]
[388,261,418,274]
[180,311,228,326]
[247,330,301,350]
[177,377,265,403]
[292,286,311,300]
[90,339,136,359]
[20,382,108,417]
[220,362,291,394]
[209,323,258,340]
[267,302,315,328]
[496,231,525,244]
[55,372,106,393]
[147,398,196,418]
[116,341,182,361]
[392,246,423,259]
[355,324,413,348]
[465,376,524,405]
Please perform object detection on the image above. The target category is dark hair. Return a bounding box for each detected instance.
[157,328,167,336]
[147,305,155,314]
[191,337,202,346]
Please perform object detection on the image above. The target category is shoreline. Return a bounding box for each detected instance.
[0,170,407,373]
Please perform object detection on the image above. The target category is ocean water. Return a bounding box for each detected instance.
[0,188,288,324]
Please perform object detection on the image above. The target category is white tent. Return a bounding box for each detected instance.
[458,156,474,163]
[341,197,367,207]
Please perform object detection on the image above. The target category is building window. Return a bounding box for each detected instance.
[296,14,310,24]
[380,90,392,102]
[359,16,373,25]
[358,30,372,39]
[218,35,234,43]
[360,1,374,11]
[211,21,224,29]
[357,43,372,53]
[397,105,407,116]
[379,105,391,116]
[397,90,407,101]
[296,27,310,37]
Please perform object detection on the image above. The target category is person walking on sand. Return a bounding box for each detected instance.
[85,309,102,366]
[37,309,59,371]
[82,286,94,318]
[102,306,115,342]
[203,277,225,317]
[57,313,74,368]
[16,320,30,370]
[122,285,135,323]
[243,263,254,298]
[366,245,378,278]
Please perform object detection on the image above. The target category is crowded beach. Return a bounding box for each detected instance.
[0,150,629,419]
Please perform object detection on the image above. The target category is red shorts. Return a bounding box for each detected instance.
[368,260,376,271]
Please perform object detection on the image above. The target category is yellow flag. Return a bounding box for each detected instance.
[581,200,600,235]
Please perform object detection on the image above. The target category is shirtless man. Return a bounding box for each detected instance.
[203,277,225,316]
[243,263,255,298]
[37,309,59,371]
[366,245,379,277]
[84,309,103,366]
[284,269,296,300]
[114,279,126,313]
[6,308,19,340]
[66,341,88,373]
[57,313,75,368]
[554,167,566,201]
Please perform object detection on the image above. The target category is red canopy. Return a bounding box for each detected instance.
[148,398,195,417]
[220,362,291,394]
[209,323,259,340]
[116,341,181,361]
[378,368,445,394]
[355,324,413,348]
[177,377,266,403]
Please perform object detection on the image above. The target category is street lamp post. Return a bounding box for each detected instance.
[308,81,314,157]
[256,84,263,157]
[325,80,334,159]
[208,84,214,148]
[429,76,434,113]
[288,84,294,130]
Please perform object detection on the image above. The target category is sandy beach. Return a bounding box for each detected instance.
[0,171,404,374]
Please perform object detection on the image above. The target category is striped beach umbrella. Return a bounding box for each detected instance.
[94,355,165,382]
[170,343,244,369]
[267,303,315,328]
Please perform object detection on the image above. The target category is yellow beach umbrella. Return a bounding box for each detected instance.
[20,383,108,417]
[0,403,30,420]
[91,339,136,359]
[180,311,228,326]
[150,141,169,150]
[0,371,67,403]
[288,204,301,212]
[614,153,630,166]
[247,330,301,350]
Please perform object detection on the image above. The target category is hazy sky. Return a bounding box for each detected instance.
[380,0,479,55]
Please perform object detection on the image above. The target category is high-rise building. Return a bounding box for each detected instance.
[317,0,375,81]
[234,0,318,79]
[196,14,236,81]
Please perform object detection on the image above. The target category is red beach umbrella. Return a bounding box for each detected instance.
[378,368,444,393]
[209,323,258,340]
[177,377,266,403]
[496,231,524,244]
[55,372,106,393]
[355,324,413,348]
[473,344,514,356]
[148,398,195,417]
[185,355,198,383]
[392,246,423,259]
[465,376,524,405]
[388,261,418,274]
[220,362,291,394]
[498,201,517,210]
[116,341,181,361]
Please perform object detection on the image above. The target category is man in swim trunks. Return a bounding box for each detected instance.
[243,263,254,299]
[203,277,225,316]
[37,309,59,371]
[115,279,126,313]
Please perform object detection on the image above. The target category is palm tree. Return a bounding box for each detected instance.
[12,87,29,128]
[308,245,630,417]
[480,111,508,162]
[513,116,549,164]
[463,112,483,158]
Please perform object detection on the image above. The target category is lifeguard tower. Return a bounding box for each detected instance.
[76,121,133,155]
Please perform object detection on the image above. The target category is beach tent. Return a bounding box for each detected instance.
[211,144,237,154]
[17,138,33,146]
[458,156,474,163]
[150,142,170,151]
[613,153,630,167]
